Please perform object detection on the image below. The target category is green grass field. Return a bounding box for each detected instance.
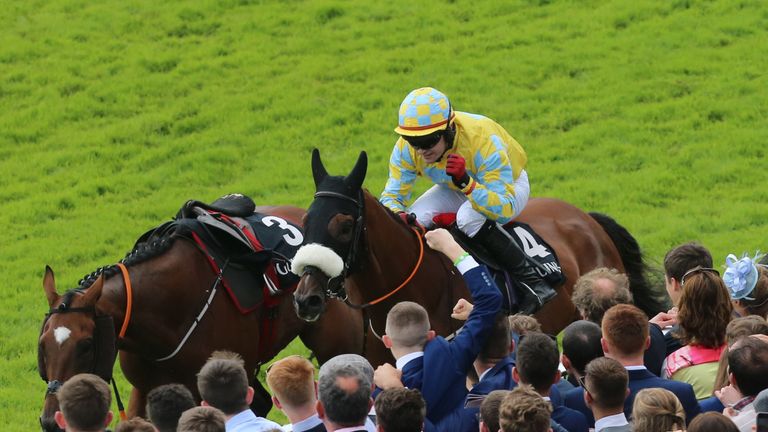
[1,0,766,429]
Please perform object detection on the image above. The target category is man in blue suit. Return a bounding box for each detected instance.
[564,304,701,426]
[513,332,589,432]
[373,228,502,429]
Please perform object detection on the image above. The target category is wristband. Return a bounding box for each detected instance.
[453,252,470,266]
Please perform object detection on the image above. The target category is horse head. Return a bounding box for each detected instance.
[38,267,117,432]
[292,149,368,322]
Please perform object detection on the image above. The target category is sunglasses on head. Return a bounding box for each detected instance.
[680,266,720,287]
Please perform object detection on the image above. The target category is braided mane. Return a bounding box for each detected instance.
[78,236,176,289]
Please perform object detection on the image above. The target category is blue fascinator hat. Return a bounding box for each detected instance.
[723,252,763,300]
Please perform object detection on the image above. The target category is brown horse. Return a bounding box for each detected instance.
[38,205,363,431]
[292,150,664,366]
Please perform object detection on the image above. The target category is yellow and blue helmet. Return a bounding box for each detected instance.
[394,87,454,137]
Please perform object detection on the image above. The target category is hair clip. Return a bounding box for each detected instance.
[723,252,764,301]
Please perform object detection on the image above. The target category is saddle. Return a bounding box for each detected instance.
[139,194,301,314]
[433,213,565,313]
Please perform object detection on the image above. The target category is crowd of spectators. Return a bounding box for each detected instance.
[53,236,768,432]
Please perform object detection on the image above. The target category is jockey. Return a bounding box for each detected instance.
[380,87,557,315]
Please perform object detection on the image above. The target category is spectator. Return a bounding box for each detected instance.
[374,388,425,432]
[571,268,666,376]
[663,267,731,399]
[514,332,588,432]
[54,373,113,432]
[686,412,739,432]
[716,336,768,431]
[662,242,714,355]
[196,350,281,431]
[317,354,374,432]
[564,304,700,426]
[507,313,542,335]
[631,388,686,432]
[115,417,157,432]
[146,383,196,432]
[714,316,768,392]
[265,355,324,432]
[479,390,510,432]
[582,357,629,432]
[498,385,553,432]
[755,387,768,413]
[177,406,226,432]
[572,267,632,324]
[723,253,768,318]
[561,320,603,387]
[374,229,501,429]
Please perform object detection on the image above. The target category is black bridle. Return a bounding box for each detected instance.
[310,190,366,301]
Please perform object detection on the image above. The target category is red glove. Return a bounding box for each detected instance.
[446,154,471,189]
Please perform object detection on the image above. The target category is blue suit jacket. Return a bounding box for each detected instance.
[400,265,502,427]
[564,367,701,426]
[453,355,516,432]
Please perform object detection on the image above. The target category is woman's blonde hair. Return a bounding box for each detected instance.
[631,388,686,432]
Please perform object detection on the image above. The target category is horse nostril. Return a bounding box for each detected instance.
[306,295,323,311]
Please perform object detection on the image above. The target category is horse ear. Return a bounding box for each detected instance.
[43,265,59,308]
[345,151,368,191]
[81,275,104,306]
[311,148,329,189]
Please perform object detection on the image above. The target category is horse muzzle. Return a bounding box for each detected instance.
[41,391,64,432]
[294,268,328,322]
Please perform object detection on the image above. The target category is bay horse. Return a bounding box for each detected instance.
[38,204,363,431]
[292,149,664,367]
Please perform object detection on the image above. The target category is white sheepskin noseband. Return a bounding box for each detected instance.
[291,243,344,277]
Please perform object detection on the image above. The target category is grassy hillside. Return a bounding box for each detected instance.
[1,0,766,428]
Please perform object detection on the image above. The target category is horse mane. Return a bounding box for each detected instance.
[77,236,177,289]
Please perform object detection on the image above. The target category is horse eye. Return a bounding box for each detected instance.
[341,221,353,234]
[77,338,94,354]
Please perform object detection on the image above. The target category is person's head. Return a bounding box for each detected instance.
[145,384,196,432]
[394,87,455,164]
[571,267,632,324]
[685,412,739,432]
[507,314,542,335]
[513,332,559,394]
[478,313,512,364]
[265,355,317,412]
[728,336,768,397]
[196,351,252,416]
[714,315,768,390]
[54,373,113,432]
[114,417,157,432]
[675,267,732,348]
[374,388,425,432]
[723,254,768,318]
[754,387,768,413]
[561,320,603,380]
[663,242,713,305]
[630,388,686,432]
[600,304,649,360]
[583,357,628,413]
[383,301,434,353]
[498,385,552,432]
[317,354,373,428]
[479,390,510,432]
[176,406,226,432]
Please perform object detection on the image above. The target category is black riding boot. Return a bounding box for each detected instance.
[471,220,557,315]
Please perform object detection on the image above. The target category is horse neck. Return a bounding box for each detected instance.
[354,192,428,294]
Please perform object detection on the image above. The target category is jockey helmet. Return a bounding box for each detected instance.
[395,87,455,137]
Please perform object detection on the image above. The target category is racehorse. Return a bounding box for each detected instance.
[292,149,664,366]
[38,204,363,431]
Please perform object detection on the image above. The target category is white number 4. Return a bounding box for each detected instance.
[513,227,550,258]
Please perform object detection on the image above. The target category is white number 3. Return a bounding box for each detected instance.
[261,216,304,247]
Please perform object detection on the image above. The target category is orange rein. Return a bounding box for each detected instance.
[116,263,133,339]
[364,225,426,307]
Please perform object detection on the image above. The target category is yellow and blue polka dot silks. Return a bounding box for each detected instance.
[395,87,455,136]
[381,111,528,223]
